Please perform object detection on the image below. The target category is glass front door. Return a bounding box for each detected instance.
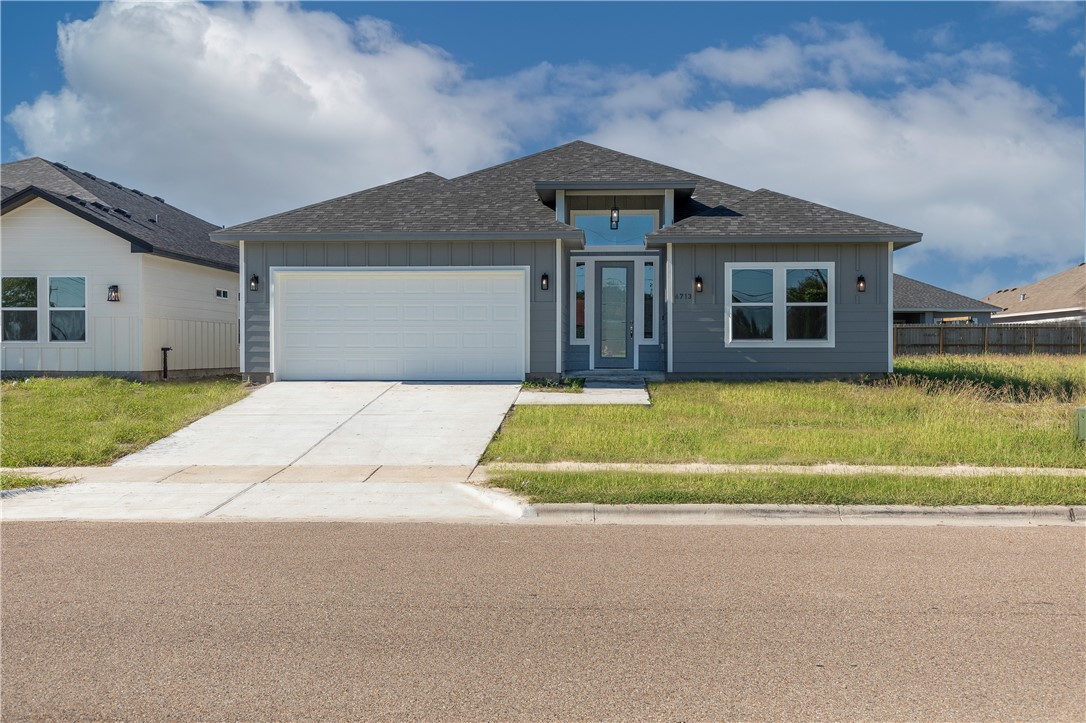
[594,262,634,369]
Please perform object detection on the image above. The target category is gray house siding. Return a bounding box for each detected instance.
[242,239,559,378]
[670,242,890,376]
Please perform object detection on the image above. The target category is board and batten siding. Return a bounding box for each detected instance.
[242,240,559,376]
[0,198,142,374]
[140,255,239,374]
[670,242,890,375]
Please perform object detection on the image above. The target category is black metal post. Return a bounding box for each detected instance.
[161,347,172,380]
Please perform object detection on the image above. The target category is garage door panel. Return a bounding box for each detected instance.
[276,270,526,381]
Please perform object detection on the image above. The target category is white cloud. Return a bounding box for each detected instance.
[6,1,541,223]
[687,22,908,89]
[1019,2,1083,32]
[587,73,1084,270]
[5,1,1083,286]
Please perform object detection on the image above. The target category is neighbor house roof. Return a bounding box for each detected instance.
[214,141,921,247]
[1,157,237,271]
[982,263,1086,317]
[893,274,1001,313]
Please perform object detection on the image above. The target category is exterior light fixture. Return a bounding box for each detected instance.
[106,285,120,302]
[856,275,867,293]
[610,196,620,230]
[540,273,549,291]
[694,276,704,293]
[249,274,260,292]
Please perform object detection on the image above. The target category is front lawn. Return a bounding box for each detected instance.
[1,376,250,467]
[488,470,1086,506]
[484,355,1086,468]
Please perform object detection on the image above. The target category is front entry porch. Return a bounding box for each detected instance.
[565,250,665,375]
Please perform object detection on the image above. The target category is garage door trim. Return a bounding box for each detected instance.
[268,266,531,381]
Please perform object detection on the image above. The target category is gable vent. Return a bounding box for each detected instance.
[152,195,165,203]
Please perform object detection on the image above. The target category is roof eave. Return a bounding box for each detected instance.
[646,233,922,248]
[212,230,586,244]
[3,186,238,273]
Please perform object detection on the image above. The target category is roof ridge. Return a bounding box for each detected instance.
[449,140,603,183]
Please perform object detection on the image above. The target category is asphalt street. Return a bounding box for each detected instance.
[2,522,1083,721]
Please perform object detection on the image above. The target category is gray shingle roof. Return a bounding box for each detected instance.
[894,274,1001,312]
[1,158,236,271]
[982,263,1086,315]
[216,140,921,245]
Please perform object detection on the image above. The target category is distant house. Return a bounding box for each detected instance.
[982,264,1086,326]
[893,274,1000,325]
[1,158,239,379]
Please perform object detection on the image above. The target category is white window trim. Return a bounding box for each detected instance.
[570,209,659,252]
[216,288,230,299]
[724,262,835,349]
[47,275,88,344]
[1,275,40,343]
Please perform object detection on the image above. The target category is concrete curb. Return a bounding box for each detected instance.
[486,462,1086,477]
[454,483,531,519]
[524,503,1085,526]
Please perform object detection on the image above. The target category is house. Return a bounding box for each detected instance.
[1,158,239,379]
[893,274,1000,325]
[212,141,921,382]
[982,263,1086,325]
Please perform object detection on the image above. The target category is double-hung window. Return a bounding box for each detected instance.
[2,277,38,342]
[725,262,834,347]
[48,276,86,342]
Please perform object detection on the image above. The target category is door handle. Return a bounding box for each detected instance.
[629,323,634,338]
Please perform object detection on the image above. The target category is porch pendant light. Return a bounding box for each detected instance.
[249,274,260,292]
[610,196,620,230]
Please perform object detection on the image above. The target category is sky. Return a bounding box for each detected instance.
[2,1,1084,299]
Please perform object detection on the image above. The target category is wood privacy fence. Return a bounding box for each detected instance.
[894,324,1085,356]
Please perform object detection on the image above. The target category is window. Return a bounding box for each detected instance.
[2,277,38,342]
[573,211,657,247]
[644,262,655,339]
[48,276,86,342]
[725,263,834,347]
[574,262,585,340]
[216,288,230,299]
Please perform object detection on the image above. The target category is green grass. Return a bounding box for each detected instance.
[1,376,251,467]
[488,470,1086,506]
[521,377,585,392]
[0,472,73,491]
[485,355,1086,468]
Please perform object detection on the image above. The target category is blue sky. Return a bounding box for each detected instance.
[3,1,1084,299]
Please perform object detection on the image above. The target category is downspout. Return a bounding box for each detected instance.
[239,239,246,378]
[555,238,563,378]
[666,242,674,374]
[886,241,893,373]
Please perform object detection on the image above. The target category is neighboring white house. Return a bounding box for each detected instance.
[982,263,1086,326]
[1,158,239,379]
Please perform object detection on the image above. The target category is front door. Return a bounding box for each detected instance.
[594,262,634,369]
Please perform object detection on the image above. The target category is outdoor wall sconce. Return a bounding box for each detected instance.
[856,275,867,293]
[249,274,260,292]
[610,197,620,230]
[694,276,704,293]
[106,285,120,302]
[541,273,550,291]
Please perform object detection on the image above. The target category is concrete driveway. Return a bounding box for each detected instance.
[116,381,521,468]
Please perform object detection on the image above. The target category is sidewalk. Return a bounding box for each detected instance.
[3,463,1082,526]
[0,465,521,522]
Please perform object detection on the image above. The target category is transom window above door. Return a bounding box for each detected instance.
[572,211,657,247]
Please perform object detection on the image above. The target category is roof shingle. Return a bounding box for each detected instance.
[893,274,1001,313]
[1,158,236,271]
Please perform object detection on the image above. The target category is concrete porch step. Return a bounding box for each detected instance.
[564,370,665,383]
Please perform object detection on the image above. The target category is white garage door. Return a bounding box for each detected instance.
[274,269,527,381]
